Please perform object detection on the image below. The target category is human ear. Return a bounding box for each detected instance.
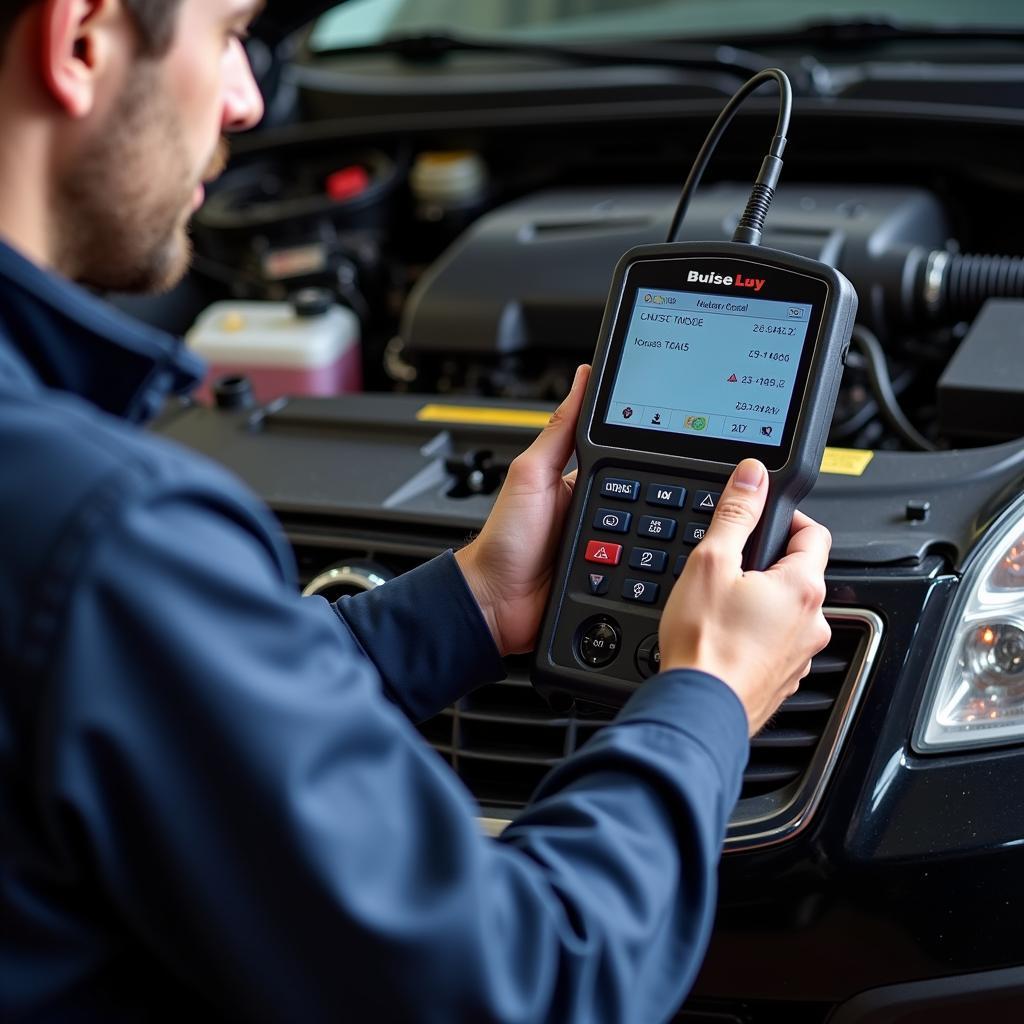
[38,0,123,119]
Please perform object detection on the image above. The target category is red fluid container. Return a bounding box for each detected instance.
[187,299,362,405]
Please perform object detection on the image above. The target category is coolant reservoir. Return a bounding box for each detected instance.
[187,290,362,405]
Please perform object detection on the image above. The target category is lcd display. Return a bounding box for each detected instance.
[604,286,813,448]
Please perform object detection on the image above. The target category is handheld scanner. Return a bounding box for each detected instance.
[531,240,857,707]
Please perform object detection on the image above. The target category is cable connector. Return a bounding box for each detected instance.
[733,154,785,245]
[667,68,793,246]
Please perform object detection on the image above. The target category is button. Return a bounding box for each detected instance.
[578,617,621,668]
[587,572,609,596]
[611,402,641,424]
[724,419,752,438]
[638,516,677,541]
[594,508,631,533]
[622,578,659,604]
[646,483,686,508]
[636,633,661,679]
[647,408,669,429]
[629,547,667,573]
[693,490,721,513]
[673,554,687,577]
[683,522,709,545]
[600,477,640,502]
[585,540,622,566]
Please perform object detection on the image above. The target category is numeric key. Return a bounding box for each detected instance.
[622,578,659,604]
[629,547,668,573]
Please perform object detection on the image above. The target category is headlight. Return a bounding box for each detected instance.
[914,507,1024,752]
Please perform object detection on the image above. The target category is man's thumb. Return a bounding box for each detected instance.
[702,459,768,553]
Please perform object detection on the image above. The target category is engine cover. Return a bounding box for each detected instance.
[400,183,950,355]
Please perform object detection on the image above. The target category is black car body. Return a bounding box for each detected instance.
[148,2,1024,1019]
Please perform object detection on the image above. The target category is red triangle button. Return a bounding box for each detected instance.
[585,540,622,565]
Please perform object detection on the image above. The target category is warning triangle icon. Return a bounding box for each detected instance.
[700,494,715,509]
[727,373,738,383]
[590,574,604,590]
[594,546,608,559]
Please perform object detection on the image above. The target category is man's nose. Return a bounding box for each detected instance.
[222,39,265,133]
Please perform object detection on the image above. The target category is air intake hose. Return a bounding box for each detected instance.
[918,250,1024,323]
[939,253,1024,321]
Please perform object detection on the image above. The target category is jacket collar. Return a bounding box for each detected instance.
[0,238,203,423]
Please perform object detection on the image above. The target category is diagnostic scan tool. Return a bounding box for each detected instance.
[531,70,857,706]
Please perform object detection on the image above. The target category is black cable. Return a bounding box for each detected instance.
[666,67,792,246]
[851,324,938,452]
[830,353,915,444]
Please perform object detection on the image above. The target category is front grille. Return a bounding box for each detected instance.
[420,610,883,850]
[419,657,612,809]
[292,532,882,851]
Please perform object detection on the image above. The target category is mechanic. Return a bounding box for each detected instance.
[0,2,833,1021]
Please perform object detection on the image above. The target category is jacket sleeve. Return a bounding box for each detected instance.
[329,550,507,722]
[44,474,749,1024]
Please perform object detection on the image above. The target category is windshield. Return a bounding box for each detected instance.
[309,0,1024,51]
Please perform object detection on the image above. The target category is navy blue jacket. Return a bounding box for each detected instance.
[0,240,749,1023]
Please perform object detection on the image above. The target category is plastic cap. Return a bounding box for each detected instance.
[213,375,255,410]
[326,165,371,203]
[410,151,487,206]
[291,288,334,319]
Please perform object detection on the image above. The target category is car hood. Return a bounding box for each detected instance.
[253,0,349,49]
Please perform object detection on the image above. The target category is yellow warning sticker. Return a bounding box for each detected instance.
[821,447,874,476]
[416,404,551,429]
[416,406,875,476]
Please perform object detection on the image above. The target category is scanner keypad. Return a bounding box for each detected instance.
[568,468,727,677]
[574,469,724,611]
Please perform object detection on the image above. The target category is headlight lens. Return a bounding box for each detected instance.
[915,521,1024,751]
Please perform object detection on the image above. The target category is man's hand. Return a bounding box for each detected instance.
[660,459,833,736]
[455,365,590,657]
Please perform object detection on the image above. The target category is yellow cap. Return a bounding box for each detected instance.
[220,312,247,333]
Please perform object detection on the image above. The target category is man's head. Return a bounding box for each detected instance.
[0,0,265,293]
[0,1,183,59]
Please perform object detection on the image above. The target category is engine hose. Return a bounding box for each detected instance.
[851,325,938,452]
[930,252,1024,322]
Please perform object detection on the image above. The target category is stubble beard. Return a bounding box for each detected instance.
[55,62,219,295]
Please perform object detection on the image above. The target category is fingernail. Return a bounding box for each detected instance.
[733,459,764,491]
[571,365,586,392]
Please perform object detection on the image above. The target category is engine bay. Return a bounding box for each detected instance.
[164,88,1024,461]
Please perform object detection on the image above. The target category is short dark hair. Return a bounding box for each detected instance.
[1,0,185,58]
